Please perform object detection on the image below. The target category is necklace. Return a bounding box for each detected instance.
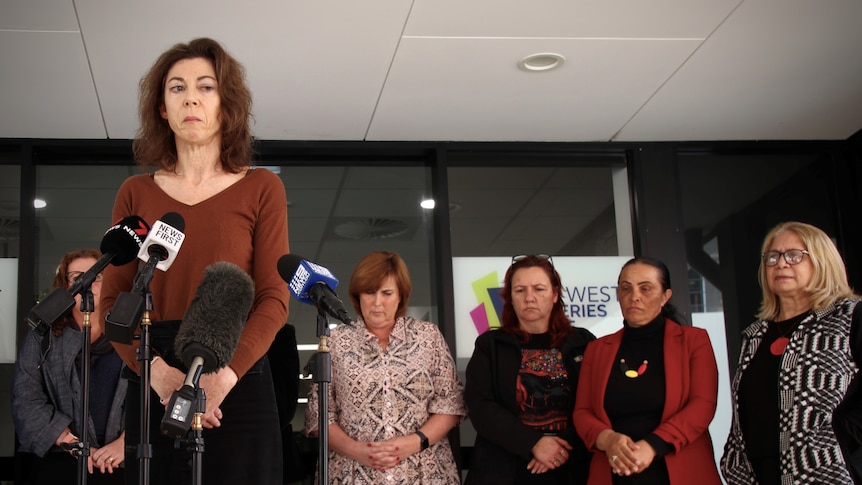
[769,324,795,356]
[619,358,648,378]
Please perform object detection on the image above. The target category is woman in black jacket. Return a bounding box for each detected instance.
[465,254,595,485]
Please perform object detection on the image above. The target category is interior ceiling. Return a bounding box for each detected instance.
[1,0,861,143]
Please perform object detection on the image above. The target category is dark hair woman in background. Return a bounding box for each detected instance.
[465,254,595,484]
[13,249,126,484]
[574,257,721,485]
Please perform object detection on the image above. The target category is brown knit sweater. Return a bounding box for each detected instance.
[100,168,290,378]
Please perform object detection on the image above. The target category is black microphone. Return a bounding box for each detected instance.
[105,212,186,344]
[26,216,150,335]
[161,262,254,439]
[276,254,352,325]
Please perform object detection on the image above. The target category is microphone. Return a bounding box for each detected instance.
[276,254,352,325]
[105,212,186,344]
[26,216,150,336]
[136,211,185,272]
[161,262,254,439]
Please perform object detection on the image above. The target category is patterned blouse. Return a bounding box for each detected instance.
[305,316,467,484]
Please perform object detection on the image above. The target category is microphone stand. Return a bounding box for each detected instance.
[136,292,155,485]
[70,288,95,485]
[314,308,332,485]
[189,382,206,485]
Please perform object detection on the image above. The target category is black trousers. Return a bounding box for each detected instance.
[123,356,283,485]
[27,450,125,485]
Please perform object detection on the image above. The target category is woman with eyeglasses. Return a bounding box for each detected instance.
[12,249,126,485]
[721,221,862,485]
[573,256,722,485]
[465,254,596,485]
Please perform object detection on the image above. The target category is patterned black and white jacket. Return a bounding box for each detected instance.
[721,298,862,485]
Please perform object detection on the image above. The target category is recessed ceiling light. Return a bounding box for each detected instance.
[420,199,435,210]
[34,198,47,209]
[518,53,565,72]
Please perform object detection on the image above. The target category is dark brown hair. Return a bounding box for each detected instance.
[51,248,102,336]
[132,37,253,172]
[499,255,572,348]
[619,256,684,324]
[348,251,413,320]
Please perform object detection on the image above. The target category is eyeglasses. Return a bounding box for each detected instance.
[762,249,809,267]
[66,271,104,285]
[511,254,554,266]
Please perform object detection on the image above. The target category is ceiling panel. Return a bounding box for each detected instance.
[0,32,105,138]
[74,0,412,140]
[0,0,78,31]
[618,0,862,141]
[406,0,740,38]
[368,37,702,141]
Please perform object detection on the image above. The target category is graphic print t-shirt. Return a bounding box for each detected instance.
[517,333,572,432]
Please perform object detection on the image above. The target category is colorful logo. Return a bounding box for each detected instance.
[468,271,505,335]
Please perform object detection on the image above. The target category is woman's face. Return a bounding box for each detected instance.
[765,230,814,302]
[160,57,222,147]
[510,266,559,331]
[359,274,401,332]
[67,256,101,311]
[617,263,672,328]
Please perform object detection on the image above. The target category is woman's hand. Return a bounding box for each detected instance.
[366,434,418,470]
[198,366,238,428]
[150,357,185,407]
[526,435,573,474]
[89,431,125,474]
[55,428,79,455]
[596,429,643,475]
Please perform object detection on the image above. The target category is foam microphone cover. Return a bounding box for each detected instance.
[174,262,255,373]
[100,215,150,265]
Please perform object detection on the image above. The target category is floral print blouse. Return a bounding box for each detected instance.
[305,316,467,484]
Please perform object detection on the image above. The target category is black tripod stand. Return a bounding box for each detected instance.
[313,308,333,484]
[62,287,95,485]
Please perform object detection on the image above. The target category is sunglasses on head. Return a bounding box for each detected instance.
[511,254,554,266]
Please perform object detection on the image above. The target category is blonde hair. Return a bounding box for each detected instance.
[757,221,859,320]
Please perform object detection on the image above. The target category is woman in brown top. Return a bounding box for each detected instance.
[100,38,290,485]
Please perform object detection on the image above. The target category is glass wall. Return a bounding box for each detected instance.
[0,163,21,461]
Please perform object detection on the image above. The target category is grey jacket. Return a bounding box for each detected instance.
[11,327,126,457]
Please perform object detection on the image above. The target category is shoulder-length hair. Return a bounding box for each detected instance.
[499,255,573,348]
[757,221,859,320]
[132,37,253,173]
[51,248,102,336]
[348,251,413,320]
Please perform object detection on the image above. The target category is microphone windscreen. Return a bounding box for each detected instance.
[175,262,254,373]
[161,212,185,232]
[276,254,303,283]
[277,254,339,305]
[100,215,150,265]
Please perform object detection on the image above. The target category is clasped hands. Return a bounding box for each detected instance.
[152,359,237,429]
[357,434,422,471]
[527,435,573,474]
[596,429,656,476]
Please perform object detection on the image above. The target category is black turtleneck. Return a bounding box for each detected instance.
[604,314,673,484]
[737,311,808,484]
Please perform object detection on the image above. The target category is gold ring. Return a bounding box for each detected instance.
[611,455,618,462]
[108,457,114,463]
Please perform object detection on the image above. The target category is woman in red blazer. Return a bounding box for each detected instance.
[573,257,721,485]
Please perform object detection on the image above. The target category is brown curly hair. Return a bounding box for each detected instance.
[132,37,254,172]
[50,248,102,336]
